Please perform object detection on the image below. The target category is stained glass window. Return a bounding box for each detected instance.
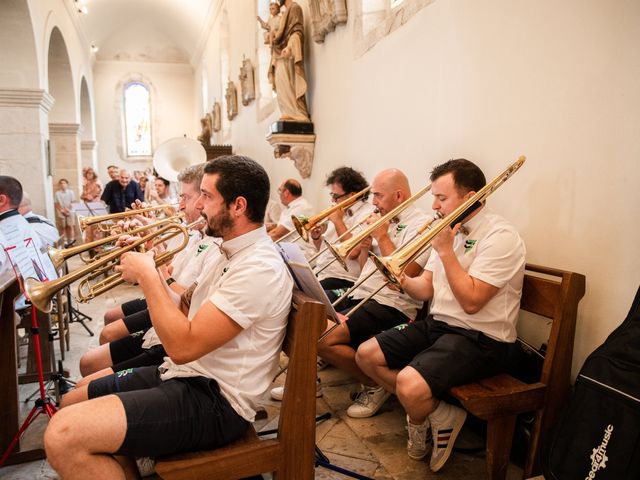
[124,82,152,157]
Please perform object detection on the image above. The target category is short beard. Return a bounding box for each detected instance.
[204,209,233,237]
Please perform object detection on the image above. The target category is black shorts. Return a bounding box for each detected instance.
[87,366,249,458]
[338,297,408,350]
[109,331,147,366]
[112,344,167,372]
[376,316,514,398]
[121,298,147,316]
[123,309,152,334]
[320,277,354,292]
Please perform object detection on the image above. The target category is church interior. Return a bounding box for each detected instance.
[1,0,639,479]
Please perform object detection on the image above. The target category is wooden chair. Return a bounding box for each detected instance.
[449,264,586,479]
[155,290,326,480]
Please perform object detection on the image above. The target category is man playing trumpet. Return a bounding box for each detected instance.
[45,156,294,479]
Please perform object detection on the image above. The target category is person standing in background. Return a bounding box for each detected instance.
[81,167,104,244]
[101,169,143,214]
[106,165,119,182]
[54,178,76,246]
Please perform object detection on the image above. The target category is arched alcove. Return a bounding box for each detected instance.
[47,26,82,197]
[0,0,39,88]
[80,76,97,171]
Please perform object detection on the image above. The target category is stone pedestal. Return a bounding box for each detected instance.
[267,121,316,179]
[49,123,82,198]
[0,89,54,217]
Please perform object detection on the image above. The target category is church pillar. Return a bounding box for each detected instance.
[81,139,98,172]
[0,88,55,218]
[49,123,82,203]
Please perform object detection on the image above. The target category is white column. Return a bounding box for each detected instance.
[0,88,55,217]
[49,123,82,203]
[81,139,98,172]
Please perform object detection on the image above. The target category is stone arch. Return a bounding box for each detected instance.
[47,26,82,200]
[0,0,39,88]
[80,76,97,172]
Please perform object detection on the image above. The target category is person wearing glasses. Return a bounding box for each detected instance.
[267,178,313,241]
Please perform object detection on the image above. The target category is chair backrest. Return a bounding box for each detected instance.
[277,289,326,479]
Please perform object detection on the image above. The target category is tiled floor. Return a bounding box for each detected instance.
[1,274,526,479]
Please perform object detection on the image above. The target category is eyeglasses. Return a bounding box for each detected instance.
[329,192,348,201]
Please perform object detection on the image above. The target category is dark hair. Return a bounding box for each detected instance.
[430,159,486,194]
[0,176,23,207]
[156,177,170,187]
[203,155,270,223]
[282,179,302,197]
[59,178,69,184]
[107,165,118,170]
[326,166,369,199]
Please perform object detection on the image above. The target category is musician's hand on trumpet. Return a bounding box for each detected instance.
[116,250,157,284]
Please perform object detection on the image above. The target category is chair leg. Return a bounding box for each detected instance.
[485,415,517,480]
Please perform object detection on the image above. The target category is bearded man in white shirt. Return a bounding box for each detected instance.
[45,156,294,480]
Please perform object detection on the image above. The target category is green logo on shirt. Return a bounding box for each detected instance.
[464,239,477,253]
[395,224,407,237]
[196,244,209,255]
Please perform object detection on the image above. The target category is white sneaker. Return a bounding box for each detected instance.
[346,385,391,418]
[429,402,467,472]
[135,457,156,477]
[406,414,432,460]
[271,377,323,401]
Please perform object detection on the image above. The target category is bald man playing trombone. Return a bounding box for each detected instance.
[315,168,432,418]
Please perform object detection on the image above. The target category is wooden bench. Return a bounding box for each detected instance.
[449,264,586,479]
[155,290,326,480]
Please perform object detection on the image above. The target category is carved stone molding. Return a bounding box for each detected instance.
[81,140,97,151]
[49,123,81,136]
[309,0,348,44]
[0,88,55,113]
[266,132,316,179]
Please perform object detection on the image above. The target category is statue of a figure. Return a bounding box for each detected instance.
[257,2,282,46]
[268,0,310,122]
[197,114,212,146]
[239,57,256,106]
[212,101,222,132]
[225,81,238,121]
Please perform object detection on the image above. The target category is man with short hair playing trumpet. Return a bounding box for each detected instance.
[45,155,294,480]
[77,164,223,380]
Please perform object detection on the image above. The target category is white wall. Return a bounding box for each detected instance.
[93,61,196,180]
[196,0,640,377]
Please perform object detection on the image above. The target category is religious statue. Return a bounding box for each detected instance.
[257,2,282,46]
[197,113,212,147]
[212,101,222,132]
[268,0,310,122]
[239,57,256,106]
[225,80,238,121]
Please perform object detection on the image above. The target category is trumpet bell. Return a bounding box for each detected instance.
[369,253,403,293]
[323,239,348,271]
[154,137,206,182]
[292,215,309,242]
[25,277,54,313]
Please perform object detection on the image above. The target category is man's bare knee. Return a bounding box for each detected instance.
[396,367,431,405]
[44,408,74,467]
[103,307,124,325]
[355,338,380,367]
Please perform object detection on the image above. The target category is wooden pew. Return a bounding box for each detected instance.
[155,290,326,480]
[449,264,586,479]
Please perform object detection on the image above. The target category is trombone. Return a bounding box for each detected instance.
[291,186,371,242]
[323,182,434,271]
[78,203,179,233]
[26,218,193,313]
[371,156,526,291]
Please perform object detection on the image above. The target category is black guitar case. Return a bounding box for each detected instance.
[540,285,640,479]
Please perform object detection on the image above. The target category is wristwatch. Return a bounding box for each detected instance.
[166,277,176,286]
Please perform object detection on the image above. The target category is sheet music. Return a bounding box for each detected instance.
[71,201,108,217]
[0,214,58,289]
[276,242,340,324]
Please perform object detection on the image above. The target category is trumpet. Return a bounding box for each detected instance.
[49,213,184,270]
[291,186,371,242]
[78,203,179,232]
[371,156,526,291]
[324,183,433,271]
[26,218,194,313]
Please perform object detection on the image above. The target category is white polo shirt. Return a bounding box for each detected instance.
[315,201,376,283]
[159,226,293,422]
[141,233,222,349]
[426,207,526,342]
[277,196,313,232]
[350,205,431,319]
